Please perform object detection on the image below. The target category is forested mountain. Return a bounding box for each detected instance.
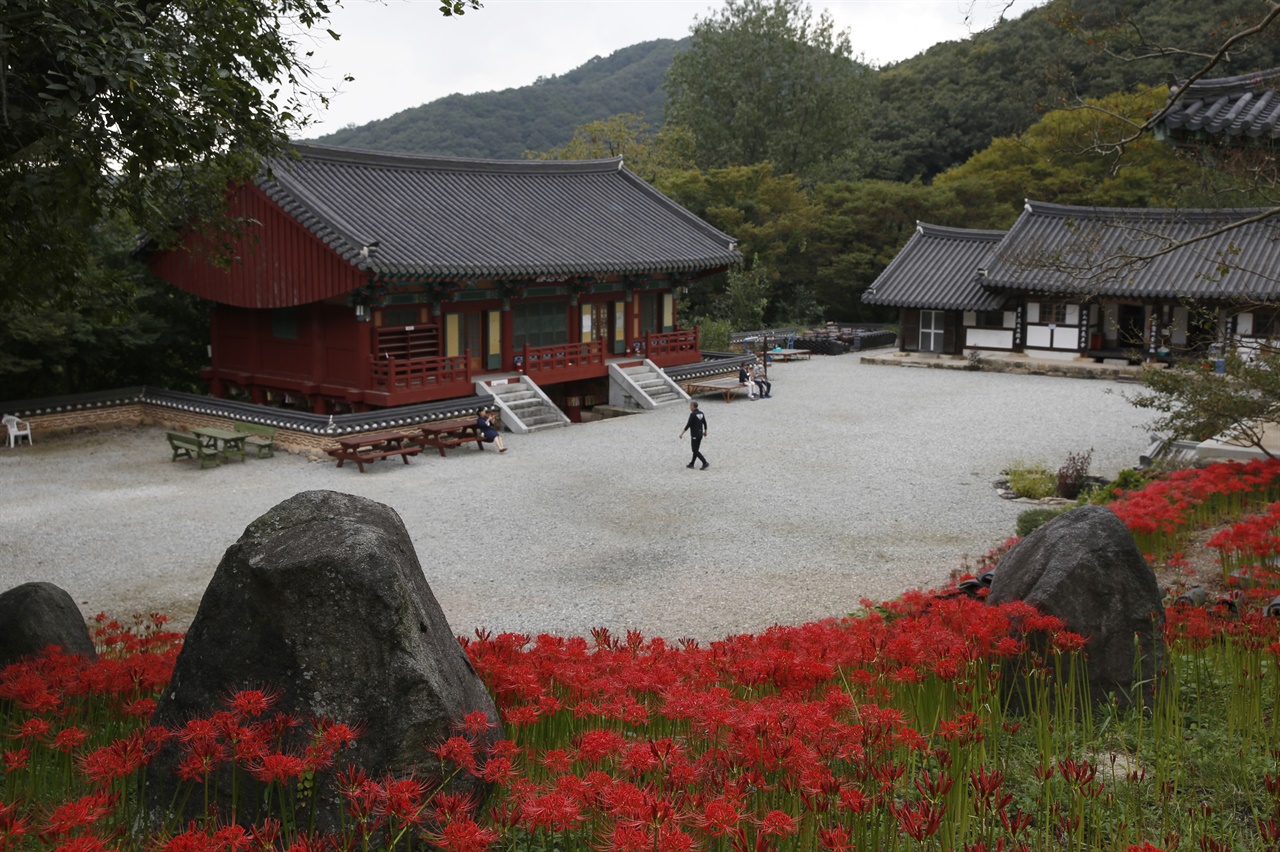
[315,39,685,158]
[865,0,1280,181]
[316,0,1280,179]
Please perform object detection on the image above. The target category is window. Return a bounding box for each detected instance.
[382,307,418,327]
[513,300,568,350]
[1252,308,1280,338]
[978,310,1006,328]
[271,308,297,340]
[1039,303,1068,324]
[639,293,661,334]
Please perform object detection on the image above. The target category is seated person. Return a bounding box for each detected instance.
[752,362,772,398]
[476,407,508,453]
[737,364,758,399]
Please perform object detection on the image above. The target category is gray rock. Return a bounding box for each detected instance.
[0,582,96,668]
[987,505,1165,710]
[143,490,502,832]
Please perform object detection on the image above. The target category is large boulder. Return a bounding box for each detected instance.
[987,505,1164,710]
[0,582,97,668]
[143,490,502,832]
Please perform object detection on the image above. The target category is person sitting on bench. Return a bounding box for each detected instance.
[738,364,758,400]
[476,407,507,453]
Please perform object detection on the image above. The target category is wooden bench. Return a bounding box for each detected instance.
[762,348,811,361]
[167,431,220,469]
[233,421,277,458]
[325,430,421,473]
[415,417,487,457]
[682,374,750,403]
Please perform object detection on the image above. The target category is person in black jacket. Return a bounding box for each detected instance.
[678,401,709,469]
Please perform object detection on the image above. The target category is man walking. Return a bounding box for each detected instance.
[679,400,709,470]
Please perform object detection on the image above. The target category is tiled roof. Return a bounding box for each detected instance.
[862,223,1007,310]
[1162,68,1280,141]
[259,142,741,278]
[983,201,1280,299]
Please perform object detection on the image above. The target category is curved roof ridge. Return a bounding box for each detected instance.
[1022,199,1274,221]
[916,222,1007,240]
[1176,67,1280,99]
[287,140,625,176]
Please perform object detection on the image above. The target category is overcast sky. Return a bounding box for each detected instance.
[299,0,1049,137]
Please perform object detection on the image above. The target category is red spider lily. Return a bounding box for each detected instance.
[435,735,478,774]
[1058,757,1098,789]
[227,689,277,719]
[604,823,652,852]
[157,823,220,852]
[11,717,51,741]
[433,790,476,824]
[890,799,945,841]
[759,810,797,837]
[1128,844,1165,852]
[1000,808,1033,837]
[429,818,498,852]
[1050,631,1089,654]
[39,791,118,840]
[248,752,306,785]
[52,727,88,753]
[915,769,954,800]
[818,825,852,852]
[51,836,116,852]
[3,747,30,773]
[574,728,626,764]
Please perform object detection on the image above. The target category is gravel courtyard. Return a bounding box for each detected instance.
[0,357,1154,641]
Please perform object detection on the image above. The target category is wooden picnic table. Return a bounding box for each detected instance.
[681,375,749,403]
[415,417,487,457]
[326,430,422,473]
[762,348,811,361]
[192,426,247,463]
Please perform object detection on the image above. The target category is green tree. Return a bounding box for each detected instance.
[933,87,1218,222]
[663,0,868,182]
[1131,350,1280,459]
[0,0,478,311]
[657,163,825,325]
[526,113,695,182]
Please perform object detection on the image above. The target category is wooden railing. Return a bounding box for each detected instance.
[639,328,699,359]
[368,353,471,391]
[517,339,605,376]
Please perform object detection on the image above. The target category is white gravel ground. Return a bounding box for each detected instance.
[0,357,1155,641]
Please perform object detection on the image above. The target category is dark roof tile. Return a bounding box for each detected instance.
[1163,68,1280,139]
[983,201,1280,300]
[863,223,1007,310]
[260,142,741,278]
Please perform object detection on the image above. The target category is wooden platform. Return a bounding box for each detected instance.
[682,375,749,403]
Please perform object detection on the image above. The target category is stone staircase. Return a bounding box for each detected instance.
[481,378,570,434]
[608,361,689,409]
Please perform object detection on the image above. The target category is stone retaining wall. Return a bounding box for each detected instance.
[23,404,335,456]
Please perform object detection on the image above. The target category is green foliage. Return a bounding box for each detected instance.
[320,39,685,159]
[663,0,868,181]
[721,262,770,331]
[934,87,1217,223]
[0,216,209,401]
[0,0,358,311]
[1086,467,1153,505]
[810,179,1002,322]
[693,318,734,352]
[864,0,1280,182]
[657,164,825,326]
[1005,462,1058,500]
[1016,506,1069,537]
[1130,350,1280,459]
[525,113,695,182]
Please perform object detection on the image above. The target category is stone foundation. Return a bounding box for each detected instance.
[21,404,335,457]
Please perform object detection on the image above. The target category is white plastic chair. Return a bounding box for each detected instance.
[2,414,32,448]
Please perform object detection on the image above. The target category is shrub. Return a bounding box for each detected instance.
[1005,462,1056,499]
[1017,506,1069,536]
[1056,448,1093,499]
[693,317,733,352]
[1088,467,1151,505]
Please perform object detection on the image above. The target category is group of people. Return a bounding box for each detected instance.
[738,360,772,399]
[680,357,775,469]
